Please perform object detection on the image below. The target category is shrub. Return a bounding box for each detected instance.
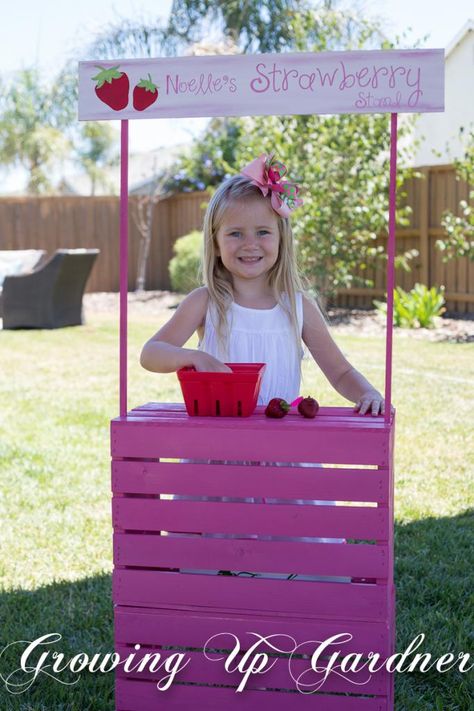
[374,283,446,329]
[168,230,203,294]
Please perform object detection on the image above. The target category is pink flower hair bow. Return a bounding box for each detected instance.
[240,152,304,218]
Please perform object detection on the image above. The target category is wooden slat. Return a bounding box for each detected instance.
[113,569,388,620]
[111,419,390,466]
[112,460,387,502]
[115,646,390,695]
[116,677,389,709]
[114,606,392,656]
[419,167,429,284]
[114,532,388,579]
[112,498,387,540]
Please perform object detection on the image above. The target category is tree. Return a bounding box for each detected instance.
[133,165,162,292]
[86,1,388,60]
[0,68,73,194]
[437,131,474,262]
[75,122,119,195]
[236,112,416,304]
[157,5,417,303]
[87,0,306,59]
[161,116,244,193]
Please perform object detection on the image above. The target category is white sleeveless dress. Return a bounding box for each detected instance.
[174,292,348,581]
[199,293,304,405]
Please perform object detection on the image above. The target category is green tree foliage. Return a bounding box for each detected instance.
[165,0,306,53]
[87,0,391,60]
[162,117,244,193]
[438,131,474,262]
[0,69,73,194]
[235,112,416,302]
[88,1,313,59]
[0,64,119,196]
[158,4,417,301]
[76,122,119,195]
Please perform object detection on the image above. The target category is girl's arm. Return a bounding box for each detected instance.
[140,287,232,373]
[301,294,386,416]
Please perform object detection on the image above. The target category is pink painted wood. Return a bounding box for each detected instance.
[79,50,444,121]
[112,460,387,501]
[115,646,390,694]
[113,568,388,618]
[111,404,395,709]
[113,498,387,538]
[114,533,388,578]
[115,606,392,655]
[94,41,442,708]
[111,69,403,711]
[384,113,397,425]
[115,678,390,710]
[111,407,391,464]
[119,120,128,418]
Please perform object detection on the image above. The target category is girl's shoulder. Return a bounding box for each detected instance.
[187,285,209,303]
[186,286,209,327]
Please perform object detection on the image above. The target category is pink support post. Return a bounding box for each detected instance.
[384,113,397,425]
[119,121,129,418]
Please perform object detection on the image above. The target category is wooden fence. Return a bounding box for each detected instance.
[0,164,472,312]
[0,192,208,295]
[336,164,473,313]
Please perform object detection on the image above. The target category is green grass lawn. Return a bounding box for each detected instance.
[0,308,473,710]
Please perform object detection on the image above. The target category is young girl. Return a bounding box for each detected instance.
[141,152,387,414]
[140,152,389,581]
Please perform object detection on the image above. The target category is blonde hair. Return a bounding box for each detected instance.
[201,173,312,366]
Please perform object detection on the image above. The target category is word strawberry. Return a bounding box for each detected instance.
[297,396,319,418]
[133,74,159,111]
[92,66,129,111]
[265,398,290,418]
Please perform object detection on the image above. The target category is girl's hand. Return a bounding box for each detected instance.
[354,390,392,417]
[191,351,233,373]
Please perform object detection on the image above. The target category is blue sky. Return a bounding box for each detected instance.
[2,0,472,190]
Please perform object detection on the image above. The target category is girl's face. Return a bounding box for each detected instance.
[215,197,280,285]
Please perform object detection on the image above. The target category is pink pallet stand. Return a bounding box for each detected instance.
[111,115,398,710]
[112,404,395,709]
[76,50,442,710]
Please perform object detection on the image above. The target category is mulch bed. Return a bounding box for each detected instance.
[83,291,474,344]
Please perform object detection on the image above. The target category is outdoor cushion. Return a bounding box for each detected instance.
[0,250,46,287]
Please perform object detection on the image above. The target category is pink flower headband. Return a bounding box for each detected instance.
[240,152,304,218]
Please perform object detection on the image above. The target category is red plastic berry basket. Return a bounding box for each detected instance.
[177,363,266,417]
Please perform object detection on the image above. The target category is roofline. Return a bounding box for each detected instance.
[446,19,474,58]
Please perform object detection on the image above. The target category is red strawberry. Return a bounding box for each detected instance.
[92,66,129,111]
[133,74,159,111]
[265,398,290,418]
[297,396,319,418]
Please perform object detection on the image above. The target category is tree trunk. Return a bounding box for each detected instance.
[135,198,154,292]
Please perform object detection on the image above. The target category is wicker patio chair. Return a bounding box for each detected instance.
[2,249,99,329]
[0,250,47,318]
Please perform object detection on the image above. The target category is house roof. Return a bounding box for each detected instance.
[446,19,473,58]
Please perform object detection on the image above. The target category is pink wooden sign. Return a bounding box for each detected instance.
[78,48,444,120]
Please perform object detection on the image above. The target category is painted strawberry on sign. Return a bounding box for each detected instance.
[92,66,129,111]
[133,74,159,111]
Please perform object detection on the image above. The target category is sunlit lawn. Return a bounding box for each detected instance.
[0,306,473,710]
